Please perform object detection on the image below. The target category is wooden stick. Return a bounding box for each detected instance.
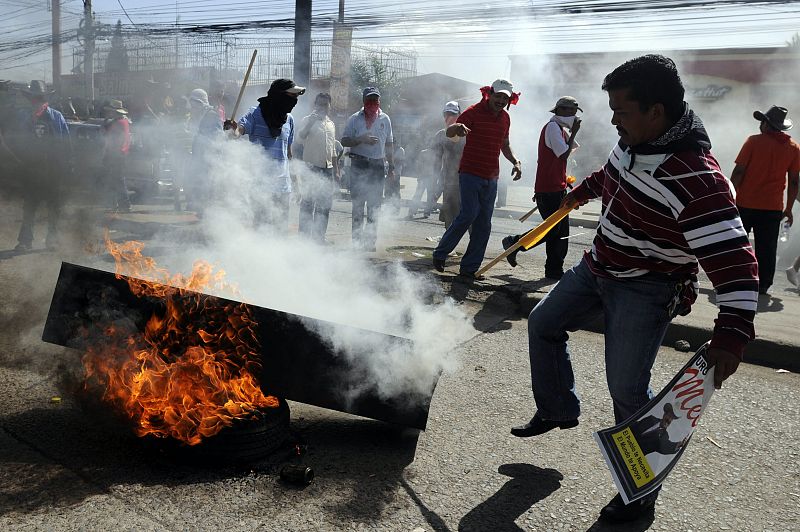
[229,49,258,122]
[518,205,539,223]
[477,205,573,277]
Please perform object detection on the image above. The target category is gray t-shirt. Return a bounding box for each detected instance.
[432,128,465,187]
[343,109,393,159]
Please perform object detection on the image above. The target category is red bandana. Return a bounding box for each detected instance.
[479,86,520,107]
[33,103,49,120]
[363,101,380,129]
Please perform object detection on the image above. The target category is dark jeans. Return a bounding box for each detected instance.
[299,165,335,242]
[512,190,569,274]
[17,188,61,247]
[528,259,674,423]
[738,206,782,292]
[105,155,130,210]
[350,157,385,248]
[433,173,497,273]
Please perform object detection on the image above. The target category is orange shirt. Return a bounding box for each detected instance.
[735,131,800,211]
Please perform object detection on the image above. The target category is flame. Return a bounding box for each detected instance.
[82,236,278,446]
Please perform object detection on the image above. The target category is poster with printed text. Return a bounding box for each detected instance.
[594,343,716,504]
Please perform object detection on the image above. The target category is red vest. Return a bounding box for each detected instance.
[534,122,568,193]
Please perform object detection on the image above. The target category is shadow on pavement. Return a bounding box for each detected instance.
[757,295,784,313]
[458,463,562,532]
[295,416,421,522]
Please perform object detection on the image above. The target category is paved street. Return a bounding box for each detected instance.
[1,184,799,531]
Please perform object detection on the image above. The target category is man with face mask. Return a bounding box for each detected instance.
[9,81,70,252]
[502,96,582,278]
[341,87,395,251]
[297,92,338,243]
[225,78,305,232]
[184,88,222,215]
[431,79,523,279]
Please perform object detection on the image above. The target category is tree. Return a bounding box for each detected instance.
[787,32,800,48]
[350,56,401,112]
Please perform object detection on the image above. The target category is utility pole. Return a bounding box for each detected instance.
[293,0,311,89]
[83,0,95,101]
[51,0,62,93]
[338,0,344,23]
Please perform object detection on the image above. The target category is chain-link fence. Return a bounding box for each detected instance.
[73,35,416,82]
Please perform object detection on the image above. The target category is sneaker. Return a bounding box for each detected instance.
[787,267,799,287]
[502,235,519,268]
[14,242,32,252]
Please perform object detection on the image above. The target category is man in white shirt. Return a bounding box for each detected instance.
[341,87,395,251]
[297,92,338,242]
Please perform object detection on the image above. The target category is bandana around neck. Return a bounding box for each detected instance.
[363,101,380,129]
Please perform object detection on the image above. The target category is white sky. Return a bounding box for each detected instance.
[2,0,800,84]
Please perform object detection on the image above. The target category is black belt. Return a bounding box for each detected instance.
[349,153,383,163]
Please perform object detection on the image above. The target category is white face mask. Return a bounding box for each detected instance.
[554,115,577,128]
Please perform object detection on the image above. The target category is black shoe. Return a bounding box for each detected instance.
[433,257,446,272]
[458,271,485,281]
[502,236,519,268]
[510,414,578,437]
[599,491,658,523]
[545,270,564,280]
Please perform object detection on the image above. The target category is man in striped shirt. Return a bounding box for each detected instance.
[510,55,758,523]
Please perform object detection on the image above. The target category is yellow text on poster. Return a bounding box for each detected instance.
[612,428,656,488]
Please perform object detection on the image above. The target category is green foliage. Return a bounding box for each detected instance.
[350,56,401,112]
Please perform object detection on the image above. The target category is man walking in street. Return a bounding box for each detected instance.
[341,87,395,251]
[730,105,800,295]
[431,80,522,279]
[9,81,70,251]
[297,92,338,243]
[509,55,758,523]
[225,78,305,232]
[102,99,132,212]
[503,96,582,279]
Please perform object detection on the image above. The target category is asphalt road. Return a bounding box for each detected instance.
[1,196,799,531]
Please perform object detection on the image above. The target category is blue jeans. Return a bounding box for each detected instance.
[433,172,497,273]
[528,259,676,423]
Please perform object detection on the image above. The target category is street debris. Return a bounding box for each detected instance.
[674,340,692,352]
[706,436,723,449]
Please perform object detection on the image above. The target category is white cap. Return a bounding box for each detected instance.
[189,88,210,106]
[491,79,514,97]
[443,101,460,115]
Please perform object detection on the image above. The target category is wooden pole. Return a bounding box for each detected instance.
[518,205,538,223]
[229,49,258,121]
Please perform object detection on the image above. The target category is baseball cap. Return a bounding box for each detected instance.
[550,96,583,113]
[363,87,381,98]
[443,101,460,115]
[269,78,306,95]
[491,79,514,97]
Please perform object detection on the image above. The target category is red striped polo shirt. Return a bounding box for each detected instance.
[457,101,510,180]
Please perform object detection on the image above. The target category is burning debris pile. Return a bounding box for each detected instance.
[81,238,279,446]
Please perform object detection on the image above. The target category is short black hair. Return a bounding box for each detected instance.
[315,92,332,104]
[602,54,685,122]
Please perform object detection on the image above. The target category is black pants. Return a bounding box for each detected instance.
[350,157,385,248]
[512,189,569,274]
[738,206,782,293]
[17,188,61,247]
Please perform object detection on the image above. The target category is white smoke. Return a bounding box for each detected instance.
[171,136,473,404]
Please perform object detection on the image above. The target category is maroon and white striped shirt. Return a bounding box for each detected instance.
[572,142,758,359]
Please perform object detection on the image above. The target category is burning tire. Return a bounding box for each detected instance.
[147,400,291,465]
